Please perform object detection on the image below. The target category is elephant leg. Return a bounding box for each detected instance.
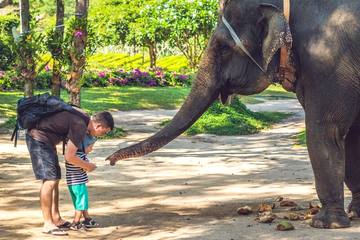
[345,125,360,216]
[306,119,351,228]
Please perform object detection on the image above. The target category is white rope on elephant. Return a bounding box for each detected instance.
[221,15,266,73]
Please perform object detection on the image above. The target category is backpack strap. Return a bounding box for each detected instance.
[62,139,66,155]
[11,121,19,147]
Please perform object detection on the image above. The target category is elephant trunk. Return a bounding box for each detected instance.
[106,44,221,165]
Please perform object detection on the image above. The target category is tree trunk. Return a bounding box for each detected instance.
[148,42,157,69]
[0,0,13,8]
[70,90,81,107]
[67,0,88,106]
[20,0,35,97]
[51,0,64,98]
[51,59,61,97]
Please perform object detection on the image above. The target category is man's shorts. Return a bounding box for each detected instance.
[26,134,61,180]
[68,183,89,210]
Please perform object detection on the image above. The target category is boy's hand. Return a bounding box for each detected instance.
[85,162,97,172]
[85,144,94,154]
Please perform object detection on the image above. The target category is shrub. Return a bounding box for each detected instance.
[0,14,18,70]
[186,98,291,136]
[0,40,14,70]
[0,67,193,90]
[35,71,52,89]
[0,70,23,90]
[81,68,192,88]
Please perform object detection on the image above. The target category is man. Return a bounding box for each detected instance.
[25,110,114,235]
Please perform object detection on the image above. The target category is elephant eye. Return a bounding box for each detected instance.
[220,43,232,54]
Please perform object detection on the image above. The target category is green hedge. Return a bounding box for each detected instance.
[0,68,192,90]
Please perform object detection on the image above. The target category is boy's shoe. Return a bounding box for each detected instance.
[70,222,87,231]
[82,218,100,228]
[56,221,71,230]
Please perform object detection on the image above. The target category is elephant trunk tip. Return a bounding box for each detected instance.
[105,142,160,165]
[106,151,139,166]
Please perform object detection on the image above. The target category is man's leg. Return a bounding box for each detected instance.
[51,180,63,225]
[26,134,67,235]
[40,180,58,229]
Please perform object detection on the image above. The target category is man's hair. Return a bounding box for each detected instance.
[92,111,114,130]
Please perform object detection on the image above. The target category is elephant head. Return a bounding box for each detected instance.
[106,0,292,164]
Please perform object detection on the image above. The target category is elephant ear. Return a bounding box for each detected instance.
[259,4,292,71]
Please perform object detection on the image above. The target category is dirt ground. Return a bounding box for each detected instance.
[1,99,360,240]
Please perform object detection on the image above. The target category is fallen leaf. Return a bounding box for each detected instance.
[290,206,306,211]
[284,212,301,221]
[280,200,297,207]
[308,207,320,215]
[276,221,295,231]
[258,203,275,213]
[274,196,284,202]
[309,202,321,209]
[302,213,313,220]
[256,212,277,223]
[237,206,253,215]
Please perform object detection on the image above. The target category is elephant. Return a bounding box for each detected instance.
[106,0,360,229]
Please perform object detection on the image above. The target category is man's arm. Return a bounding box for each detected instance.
[65,140,96,172]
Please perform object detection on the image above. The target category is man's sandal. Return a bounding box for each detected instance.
[42,228,68,236]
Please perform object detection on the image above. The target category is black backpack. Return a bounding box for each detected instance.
[11,93,89,150]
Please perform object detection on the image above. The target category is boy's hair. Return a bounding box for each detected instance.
[92,111,114,130]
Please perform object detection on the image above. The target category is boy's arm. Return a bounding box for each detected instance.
[65,140,96,172]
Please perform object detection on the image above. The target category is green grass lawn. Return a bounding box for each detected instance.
[0,84,295,137]
[240,84,296,104]
[0,84,294,118]
[0,91,24,118]
[0,86,190,119]
[0,87,189,137]
[61,86,190,113]
[295,130,306,146]
[88,53,189,72]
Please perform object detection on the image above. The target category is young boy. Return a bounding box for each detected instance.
[66,134,100,230]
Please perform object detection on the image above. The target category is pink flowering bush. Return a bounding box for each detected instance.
[74,30,83,38]
[82,68,192,88]
[0,68,193,90]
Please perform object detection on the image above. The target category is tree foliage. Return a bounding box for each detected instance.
[0,14,18,70]
[88,0,218,69]
[166,0,218,68]
[0,0,219,94]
